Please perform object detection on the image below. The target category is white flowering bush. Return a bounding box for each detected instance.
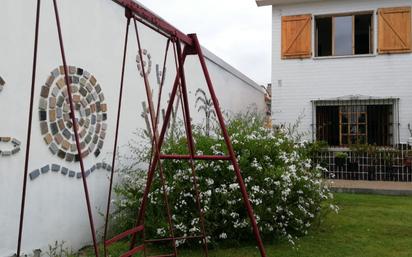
[111,113,337,247]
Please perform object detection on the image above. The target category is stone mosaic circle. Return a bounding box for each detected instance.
[0,137,21,157]
[136,49,152,77]
[39,66,107,162]
[0,75,5,92]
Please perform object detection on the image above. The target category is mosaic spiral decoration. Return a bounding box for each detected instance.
[0,137,21,157]
[39,66,107,162]
[136,49,152,77]
[0,76,5,92]
[29,162,112,181]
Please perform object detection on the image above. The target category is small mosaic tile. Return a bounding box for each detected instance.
[29,169,40,180]
[49,142,59,154]
[49,97,56,109]
[86,83,93,92]
[49,110,56,122]
[40,122,48,135]
[72,76,79,84]
[11,146,20,155]
[65,153,74,162]
[40,86,49,98]
[56,108,62,119]
[1,137,11,142]
[1,150,11,156]
[57,119,65,130]
[62,128,71,139]
[82,149,90,158]
[57,150,66,159]
[41,165,50,174]
[45,75,56,87]
[0,77,4,91]
[51,164,60,172]
[50,122,59,135]
[94,149,100,157]
[44,133,53,145]
[61,140,70,150]
[12,138,21,145]
[95,84,101,94]
[69,66,76,74]
[51,87,60,97]
[54,134,63,145]
[39,111,47,121]
[68,170,75,177]
[61,167,68,175]
[83,70,90,79]
[89,76,97,86]
[39,98,47,110]
[51,68,60,78]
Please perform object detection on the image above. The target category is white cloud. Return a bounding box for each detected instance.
[138,0,271,86]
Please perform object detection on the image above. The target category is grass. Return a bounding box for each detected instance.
[79,193,412,257]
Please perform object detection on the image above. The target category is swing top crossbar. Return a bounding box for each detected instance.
[112,0,194,45]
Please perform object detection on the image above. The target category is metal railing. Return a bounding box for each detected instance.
[315,144,412,182]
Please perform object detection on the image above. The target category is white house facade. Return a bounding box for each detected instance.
[0,0,265,255]
[258,0,412,147]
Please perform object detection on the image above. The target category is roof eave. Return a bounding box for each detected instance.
[256,0,328,7]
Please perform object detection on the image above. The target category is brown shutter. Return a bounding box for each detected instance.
[378,7,412,54]
[281,14,312,59]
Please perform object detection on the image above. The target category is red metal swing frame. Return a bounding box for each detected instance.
[16,1,267,257]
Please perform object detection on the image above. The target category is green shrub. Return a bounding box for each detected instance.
[111,113,337,247]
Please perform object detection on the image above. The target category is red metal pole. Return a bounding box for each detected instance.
[112,0,193,46]
[159,154,231,161]
[189,33,267,257]
[52,1,99,256]
[129,48,188,249]
[17,0,41,255]
[175,41,209,256]
[103,13,131,257]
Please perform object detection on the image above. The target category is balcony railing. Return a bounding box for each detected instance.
[314,144,412,182]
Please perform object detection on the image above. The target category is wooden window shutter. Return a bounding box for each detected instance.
[281,14,312,59]
[378,7,412,54]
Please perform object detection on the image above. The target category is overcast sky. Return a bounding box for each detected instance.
[138,0,272,86]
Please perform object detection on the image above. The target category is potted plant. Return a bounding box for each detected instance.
[367,146,379,181]
[404,150,412,168]
[383,150,396,181]
[335,152,348,168]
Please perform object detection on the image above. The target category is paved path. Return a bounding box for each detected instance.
[327,180,412,195]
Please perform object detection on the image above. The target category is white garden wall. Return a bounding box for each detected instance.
[271,0,412,143]
[0,0,264,256]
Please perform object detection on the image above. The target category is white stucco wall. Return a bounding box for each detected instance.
[0,0,264,256]
[271,0,412,143]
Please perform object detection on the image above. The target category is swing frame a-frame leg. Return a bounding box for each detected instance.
[126,32,267,257]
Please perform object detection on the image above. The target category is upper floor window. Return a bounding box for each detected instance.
[315,13,373,57]
[281,7,411,59]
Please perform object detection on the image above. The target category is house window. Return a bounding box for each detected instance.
[339,106,367,145]
[316,104,393,146]
[315,13,373,57]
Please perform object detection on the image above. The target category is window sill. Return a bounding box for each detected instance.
[313,54,376,60]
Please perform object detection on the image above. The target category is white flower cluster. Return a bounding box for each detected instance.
[113,120,337,247]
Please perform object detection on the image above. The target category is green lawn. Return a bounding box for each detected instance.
[81,193,412,257]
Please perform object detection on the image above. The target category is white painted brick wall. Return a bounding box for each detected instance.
[271,0,412,143]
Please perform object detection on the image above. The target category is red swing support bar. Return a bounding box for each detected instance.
[107,1,267,257]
